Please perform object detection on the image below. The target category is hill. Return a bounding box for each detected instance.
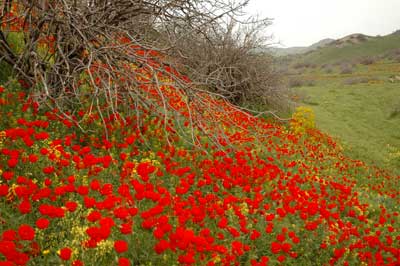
[268,38,334,56]
[291,31,400,65]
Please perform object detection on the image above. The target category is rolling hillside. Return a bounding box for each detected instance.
[292,31,400,65]
[286,31,400,172]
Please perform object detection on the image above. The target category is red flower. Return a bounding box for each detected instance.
[28,154,38,163]
[2,230,17,241]
[2,171,14,181]
[282,242,292,252]
[7,158,18,168]
[217,217,228,229]
[86,211,101,223]
[36,218,50,229]
[120,222,132,235]
[18,224,35,240]
[136,162,155,182]
[0,185,8,196]
[43,166,55,174]
[59,247,72,260]
[265,223,274,234]
[114,240,128,253]
[0,240,16,259]
[333,247,345,258]
[270,242,281,254]
[72,260,84,266]
[65,201,78,212]
[154,239,169,254]
[305,221,319,231]
[18,200,31,214]
[277,255,286,263]
[118,257,131,266]
[276,233,285,242]
[114,207,130,220]
[250,230,261,240]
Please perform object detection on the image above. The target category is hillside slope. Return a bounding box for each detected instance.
[294,32,400,65]
[0,56,399,266]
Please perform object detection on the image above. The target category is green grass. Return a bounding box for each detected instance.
[291,61,400,173]
[0,32,26,83]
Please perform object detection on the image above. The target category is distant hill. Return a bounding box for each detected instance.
[289,30,400,65]
[267,30,400,60]
[267,38,334,56]
[331,33,373,47]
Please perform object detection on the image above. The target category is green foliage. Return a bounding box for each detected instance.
[0,32,25,83]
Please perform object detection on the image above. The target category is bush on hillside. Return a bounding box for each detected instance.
[359,56,376,65]
[0,0,284,125]
[343,77,371,85]
[340,64,354,74]
[288,78,305,88]
[169,18,284,106]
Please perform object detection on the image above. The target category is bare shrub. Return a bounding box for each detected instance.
[321,63,334,74]
[343,77,371,85]
[306,80,316,86]
[0,0,287,136]
[293,62,310,69]
[359,56,376,65]
[288,78,305,88]
[389,103,400,118]
[394,55,400,63]
[340,64,354,74]
[169,17,283,105]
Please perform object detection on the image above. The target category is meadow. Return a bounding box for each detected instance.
[287,38,400,173]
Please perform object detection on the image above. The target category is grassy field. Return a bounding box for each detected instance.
[290,59,400,172]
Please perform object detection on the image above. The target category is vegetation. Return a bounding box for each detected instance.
[0,2,399,266]
[288,48,400,172]
[1,66,399,266]
[289,32,400,65]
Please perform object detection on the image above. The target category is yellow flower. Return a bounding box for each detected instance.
[290,106,316,134]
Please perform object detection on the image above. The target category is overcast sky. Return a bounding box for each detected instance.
[245,0,400,47]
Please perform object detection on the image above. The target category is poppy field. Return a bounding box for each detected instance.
[0,4,399,263]
[0,58,399,266]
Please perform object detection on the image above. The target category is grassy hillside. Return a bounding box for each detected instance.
[290,58,400,172]
[293,32,400,65]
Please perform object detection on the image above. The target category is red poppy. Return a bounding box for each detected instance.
[18,224,35,240]
[154,239,169,254]
[120,222,133,235]
[65,201,78,212]
[114,240,128,253]
[270,242,281,254]
[118,257,131,266]
[72,260,84,266]
[7,158,18,168]
[36,218,50,229]
[250,230,261,240]
[59,247,72,260]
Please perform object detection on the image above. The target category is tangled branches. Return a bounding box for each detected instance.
[0,0,284,144]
